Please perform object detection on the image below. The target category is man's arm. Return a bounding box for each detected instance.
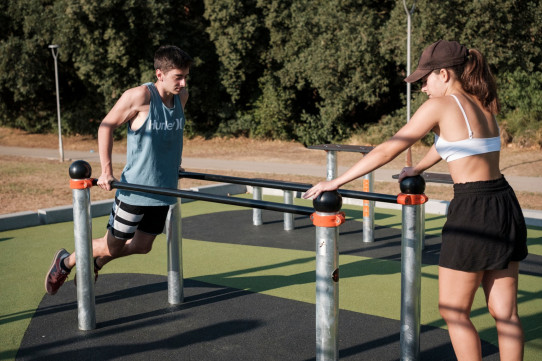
[97,86,149,190]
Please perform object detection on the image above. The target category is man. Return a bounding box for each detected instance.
[45,45,192,295]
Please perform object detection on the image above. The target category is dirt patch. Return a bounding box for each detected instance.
[1,127,541,214]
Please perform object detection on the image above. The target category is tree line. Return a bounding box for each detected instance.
[1,0,541,146]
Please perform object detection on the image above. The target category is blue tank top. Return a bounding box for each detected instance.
[116,82,185,206]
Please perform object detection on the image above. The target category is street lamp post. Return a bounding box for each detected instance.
[49,44,64,162]
[402,0,416,167]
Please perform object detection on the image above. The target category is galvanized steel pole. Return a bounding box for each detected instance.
[283,190,294,230]
[313,191,344,361]
[398,175,426,361]
[362,172,375,243]
[166,198,183,304]
[326,150,337,181]
[253,186,263,225]
[69,161,96,330]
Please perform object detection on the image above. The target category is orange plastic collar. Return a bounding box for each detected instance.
[397,193,428,205]
[310,212,346,228]
[70,179,95,190]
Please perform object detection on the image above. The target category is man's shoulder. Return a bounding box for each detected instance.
[122,84,151,105]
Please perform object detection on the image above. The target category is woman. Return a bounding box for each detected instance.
[303,40,528,360]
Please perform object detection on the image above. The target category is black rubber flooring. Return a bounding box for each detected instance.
[18,209,506,360]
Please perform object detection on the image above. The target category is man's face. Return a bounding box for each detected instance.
[157,67,189,94]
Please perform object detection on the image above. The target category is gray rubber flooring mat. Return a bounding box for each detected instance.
[18,275,499,361]
[182,209,540,275]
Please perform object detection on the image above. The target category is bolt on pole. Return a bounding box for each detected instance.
[49,44,64,162]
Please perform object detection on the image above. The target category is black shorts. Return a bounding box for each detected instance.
[439,176,528,271]
[107,197,170,240]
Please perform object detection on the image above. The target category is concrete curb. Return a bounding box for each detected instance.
[1,183,541,232]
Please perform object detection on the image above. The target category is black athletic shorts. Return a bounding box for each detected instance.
[107,197,170,240]
[439,176,528,271]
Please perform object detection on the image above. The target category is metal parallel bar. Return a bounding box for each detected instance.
[180,171,312,192]
[179,171,399,204]
[110,180,314,216]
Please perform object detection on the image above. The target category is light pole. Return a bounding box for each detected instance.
[49,44,64,162]
[403,0,416,167]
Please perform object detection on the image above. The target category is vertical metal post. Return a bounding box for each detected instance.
[362,172,375,243]
[315,222,339,361]
[49,44,64,163]
[70,162,96,331]
[166,198,183,305]
[313,191,344,361]
[283,190,294,230]
[253,186,263,226]
[420,203,426,250]
[400,203,423,361]
[326,150,337,181]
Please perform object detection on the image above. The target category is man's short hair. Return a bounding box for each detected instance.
[154,45,193,73]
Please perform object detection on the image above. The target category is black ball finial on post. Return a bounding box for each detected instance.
[69,160,92,179]
[399,175,426,194]
[313,190,343,213]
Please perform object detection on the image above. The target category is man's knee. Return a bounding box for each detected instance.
[131,232,157,255]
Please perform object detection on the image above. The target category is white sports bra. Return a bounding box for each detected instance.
[435,94,501,162]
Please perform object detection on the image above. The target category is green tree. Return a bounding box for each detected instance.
[377,0,542,145]
[258,0,396,145]
[0,0,60,132]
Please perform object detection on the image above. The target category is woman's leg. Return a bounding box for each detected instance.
[439,266,484,361]
[482,261,524,361]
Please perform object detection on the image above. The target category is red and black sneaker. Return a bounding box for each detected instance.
[45,249,71,295]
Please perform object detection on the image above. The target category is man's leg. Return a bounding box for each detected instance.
[45,199,168,295]
[44,231,123,295]
[96,230,157,268]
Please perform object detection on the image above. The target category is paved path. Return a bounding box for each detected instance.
[2,145,541,193]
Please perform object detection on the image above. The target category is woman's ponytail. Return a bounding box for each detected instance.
[460,49,500,114]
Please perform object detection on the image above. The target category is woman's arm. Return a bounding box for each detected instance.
[303,98,443,199]
[398,144,442,181]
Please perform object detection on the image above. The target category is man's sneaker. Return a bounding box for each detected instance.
[74,258,101,286]
[45,249,71,295]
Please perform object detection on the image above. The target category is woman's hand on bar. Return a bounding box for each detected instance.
[302,180,340,200]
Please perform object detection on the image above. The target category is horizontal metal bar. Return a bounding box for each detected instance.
[110,180,314,216]
[179,171,398,204]
[392,172,453,184]
[307,144,374,154]
[180,171,312,193]
[336,189,398,203]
